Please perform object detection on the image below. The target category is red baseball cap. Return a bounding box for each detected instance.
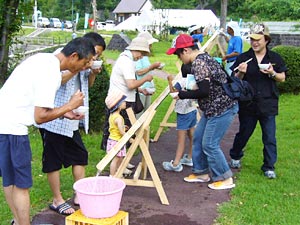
[166,34,195,55]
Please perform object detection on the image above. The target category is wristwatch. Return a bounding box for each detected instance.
[269,72,276,79]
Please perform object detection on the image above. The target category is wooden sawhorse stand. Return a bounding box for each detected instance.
[96,107,169,205]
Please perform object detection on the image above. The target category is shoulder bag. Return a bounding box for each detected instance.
[220,66,254,101]
[134,89,144,114]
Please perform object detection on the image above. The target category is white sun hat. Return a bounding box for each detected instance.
[137,31,158,45]
[126,37,150,53]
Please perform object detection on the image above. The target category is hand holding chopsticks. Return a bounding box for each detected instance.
[233,58,253,72]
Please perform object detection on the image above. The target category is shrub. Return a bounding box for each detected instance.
[88,59,111,132]
[272,45,300,94]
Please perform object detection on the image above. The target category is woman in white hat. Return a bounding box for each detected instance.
[101,37,153,174]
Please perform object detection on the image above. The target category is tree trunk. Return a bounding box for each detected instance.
[92,0,97,32]
[218,0,228,55]
[220,0,227,29]
[0,0,20,86]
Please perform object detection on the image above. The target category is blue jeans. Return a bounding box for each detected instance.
[230,114,277,172]
[192,104,238,181]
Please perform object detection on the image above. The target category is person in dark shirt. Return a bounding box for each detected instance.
[229,23,287,179]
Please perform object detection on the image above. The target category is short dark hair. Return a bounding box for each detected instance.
[61,37,95,59]
[181,63,192,78]
[174,43,199,57]
[83,32,106,50]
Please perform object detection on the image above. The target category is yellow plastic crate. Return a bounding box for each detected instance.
[65,210,129,225]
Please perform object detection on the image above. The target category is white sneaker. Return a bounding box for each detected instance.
[126,163,135,169]
[180,154,193,167]
[162,160,183,172]
[123,168,132,176]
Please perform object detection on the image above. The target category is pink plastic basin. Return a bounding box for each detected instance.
[73,176,126,218]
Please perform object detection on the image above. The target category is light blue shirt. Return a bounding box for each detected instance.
[135,56,154,89]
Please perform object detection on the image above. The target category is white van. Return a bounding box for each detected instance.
[49,18,62,28]
[37,17,50,28]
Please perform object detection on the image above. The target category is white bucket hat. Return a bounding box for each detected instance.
[227,21,241,37]
[126,37,150,53]
[137,31,158,45]
[188,25,201,34]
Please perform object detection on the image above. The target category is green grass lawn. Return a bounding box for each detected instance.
[216,93,300,225]
[1,28,299,224]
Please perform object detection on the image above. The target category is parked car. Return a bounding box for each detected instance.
[96,21,106,30]
[37,17,50,28]
[64,20,73,29]
[49,18,62,28]
[104,20,115,30]
[96,20,115,30]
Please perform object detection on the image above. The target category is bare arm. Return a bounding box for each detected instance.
[203,26,209,36]
[136,62,161,76]
[260,65,286,82]
[222,51,240,61]
[88,67,102,87]
[125,74,153,90]
[61,71,78,85]
[34,90,84,124]
[271,71,285,82]
[115,117,126,136]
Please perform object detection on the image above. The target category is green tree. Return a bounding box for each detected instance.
[0,0,28,85]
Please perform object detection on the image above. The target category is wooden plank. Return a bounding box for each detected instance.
[133,162,142,181]
[153,99,176,142]
[122,179,156,187]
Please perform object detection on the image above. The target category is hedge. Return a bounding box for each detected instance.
[272,45,300,94]
[88,58,111,132]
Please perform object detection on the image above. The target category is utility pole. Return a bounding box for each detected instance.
[92,0,97,32]
[34,0,37,28]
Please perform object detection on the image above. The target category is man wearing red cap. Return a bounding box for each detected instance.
[166,34,238,190]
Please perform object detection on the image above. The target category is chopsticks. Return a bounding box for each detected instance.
[233,58,253,72]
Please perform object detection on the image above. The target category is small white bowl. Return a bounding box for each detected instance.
[169,92,179,98]
[91,60,103,69]
[145,87,155,94]
[158,63,165,69]
[258,63,270,70]
[73,106,89,114]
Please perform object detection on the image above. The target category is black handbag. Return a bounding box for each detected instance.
[133,90,144,114]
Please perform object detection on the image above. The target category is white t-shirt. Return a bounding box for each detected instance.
[108,50,136,102]
[0,53,61,135]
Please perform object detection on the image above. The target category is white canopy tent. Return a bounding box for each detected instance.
[137,9,219,30]
[113,15,140,31]
[114,9,219,32]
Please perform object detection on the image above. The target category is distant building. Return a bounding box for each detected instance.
[113,0,153,24]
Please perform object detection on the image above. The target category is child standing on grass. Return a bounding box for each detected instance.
[162,63,198,172]
[105,90,128,176]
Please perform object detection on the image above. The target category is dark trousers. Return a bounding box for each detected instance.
[101,102,134,151]
[230,114,277,171]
